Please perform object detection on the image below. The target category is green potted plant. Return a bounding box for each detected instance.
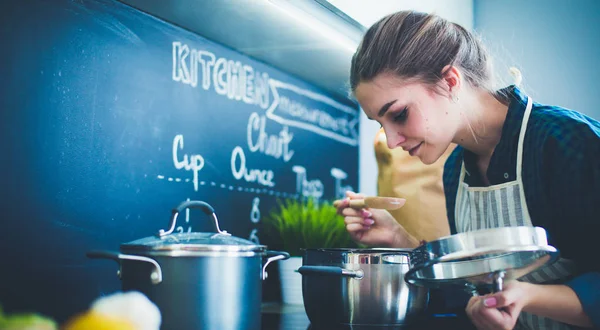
[261,198,359,305]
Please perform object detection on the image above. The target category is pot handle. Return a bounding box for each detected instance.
[297,266,364,279]
[158,200,230,237]
[262,251,290,280]
[86,250,163,285]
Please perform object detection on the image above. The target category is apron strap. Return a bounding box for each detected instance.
[516,96,533,180]
[454,161,467,233]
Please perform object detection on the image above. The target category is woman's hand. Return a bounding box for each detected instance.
[467,281,594,329]
[336,191,418,248]
[466,281,531,330]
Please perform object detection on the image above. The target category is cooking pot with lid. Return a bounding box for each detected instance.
[87,200,289,330]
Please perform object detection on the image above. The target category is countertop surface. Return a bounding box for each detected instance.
[260,303,476,330]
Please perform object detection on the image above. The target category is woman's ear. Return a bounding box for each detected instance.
[440,65,462,96]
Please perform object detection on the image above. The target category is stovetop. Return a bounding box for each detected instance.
[260,303,477,330]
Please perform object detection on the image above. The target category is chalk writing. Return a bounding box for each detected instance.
[331,168,353,199]
[267,79,359,145]
[172,134,204,191]
[172,42,360,146]
[231,146,275,187]
[247,112,294,162]
[250,197,261,223]
[249,229,260,244]
[292,165,323,200]
[172,42,269,109]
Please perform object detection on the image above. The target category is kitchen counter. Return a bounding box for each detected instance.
[260,303,477,330]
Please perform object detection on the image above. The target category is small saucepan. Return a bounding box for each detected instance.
[298,248,429,327]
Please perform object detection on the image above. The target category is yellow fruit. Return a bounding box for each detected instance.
[61,312,135,330]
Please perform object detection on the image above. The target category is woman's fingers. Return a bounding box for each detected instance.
[344,216,367,224]
[342,207,371,217]
[346,223,369,232]
[334,198,348,215]
[335,191,364,215]
[336,192,373,216]
[467,293,517,330]
[344,216,374,226]
[466,296,489,329]
[343,208,374,229]
[338,192,381,234]
[345,191,366,199]
[484,282,520,308]
[466,296,480,319]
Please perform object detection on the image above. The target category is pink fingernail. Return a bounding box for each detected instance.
[363,226,371,230]
[362,210,372,217]
[364,219,375,225]
[483,297,497,307]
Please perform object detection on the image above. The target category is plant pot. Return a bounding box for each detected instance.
[279,256,304,305]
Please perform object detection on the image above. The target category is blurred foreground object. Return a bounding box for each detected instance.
[0,306,57,330]
[62,291,161,330]
[374,129,454,241]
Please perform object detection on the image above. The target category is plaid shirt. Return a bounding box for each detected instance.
[443,86,600,325]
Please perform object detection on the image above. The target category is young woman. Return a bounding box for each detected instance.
[337,10,600,330]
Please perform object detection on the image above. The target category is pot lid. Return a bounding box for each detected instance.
[405,226,560,292]
[122,232,266,253]
[122,200,266,253]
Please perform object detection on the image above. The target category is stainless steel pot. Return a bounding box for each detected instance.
[87,200,289,330]
[298,248,429,327]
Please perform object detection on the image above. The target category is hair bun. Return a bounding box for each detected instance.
[509,67,522,87]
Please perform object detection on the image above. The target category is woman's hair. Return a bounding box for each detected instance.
[350,11,498,96]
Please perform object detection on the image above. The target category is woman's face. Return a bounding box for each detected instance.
[354,74,461,165]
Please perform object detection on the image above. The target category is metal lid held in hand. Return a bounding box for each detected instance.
[121,200,266,255]
[405,226,560,293]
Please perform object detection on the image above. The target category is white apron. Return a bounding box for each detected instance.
[455,96,577,330]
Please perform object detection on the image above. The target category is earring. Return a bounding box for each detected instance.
[452,95,460,103]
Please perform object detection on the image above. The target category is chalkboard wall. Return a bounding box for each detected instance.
[0,0,359,321]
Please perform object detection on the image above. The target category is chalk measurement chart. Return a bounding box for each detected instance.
[156,41,358,201]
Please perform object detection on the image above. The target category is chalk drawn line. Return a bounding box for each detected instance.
[156,174,300,199]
